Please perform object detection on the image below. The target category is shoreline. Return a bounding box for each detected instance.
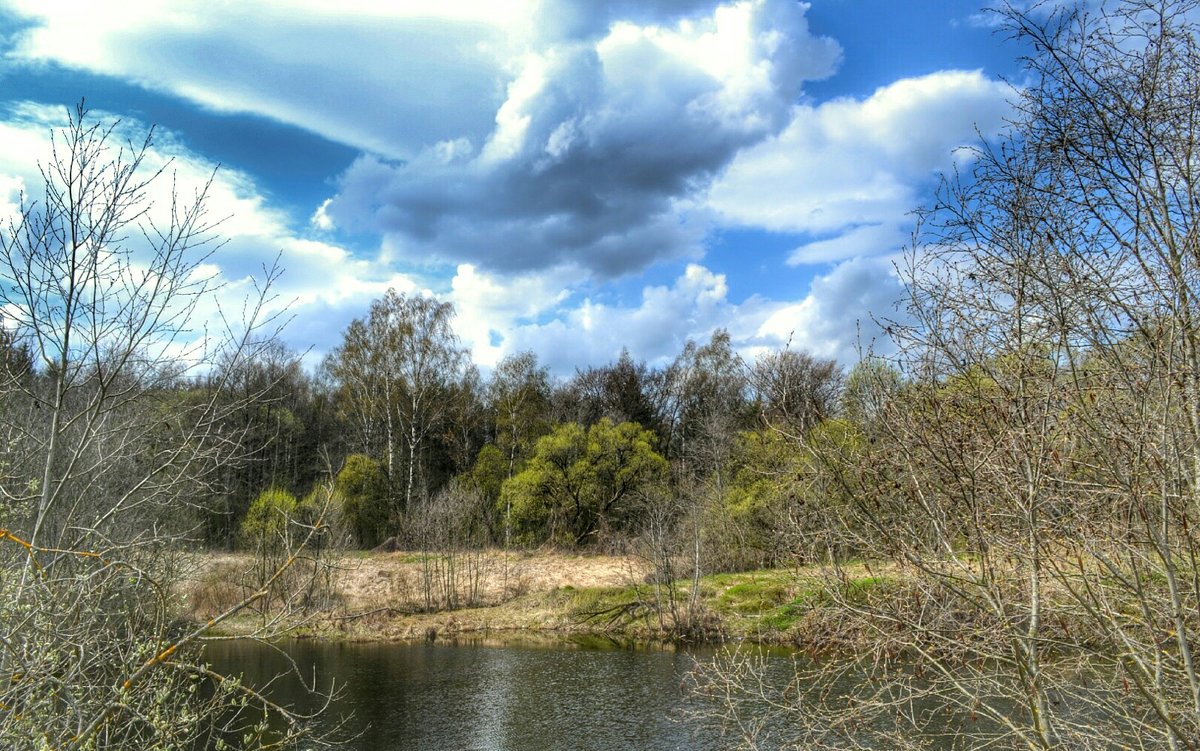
[186,549,860,649]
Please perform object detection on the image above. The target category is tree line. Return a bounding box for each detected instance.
[185,288,847,570]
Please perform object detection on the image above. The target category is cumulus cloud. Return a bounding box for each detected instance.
[0,103,412,363]
[315,0,841,275]
[3,0,842,277]
[0,2,1013,371]
[708,69,1013,264]
[754,255,905,363]
[450,258,903,374]
[482,263,743,372]
[448,263,575,368]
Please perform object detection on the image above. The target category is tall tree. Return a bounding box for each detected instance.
[325,290,468,519]
[663,330,750,478]
[488,350,552,478]
[486,351,553,547]
[750,347,843,433]
[557,349,663,433]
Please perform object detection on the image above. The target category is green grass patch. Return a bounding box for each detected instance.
[696,569,815,634]
[718,581,791,614]
[696,568,898,634]
[759,599,808,631]
[564,584,640,613]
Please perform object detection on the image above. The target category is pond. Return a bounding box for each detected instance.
[205,637,770,751]
[207,636,1146,751]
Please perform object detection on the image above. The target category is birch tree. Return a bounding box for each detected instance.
[326,290,468,521]
[0,105,333,750]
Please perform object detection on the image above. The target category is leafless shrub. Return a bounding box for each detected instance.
[0,106,337,750]
[695,1,1200,747]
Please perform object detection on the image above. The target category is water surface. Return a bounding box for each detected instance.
[206,638,746,751]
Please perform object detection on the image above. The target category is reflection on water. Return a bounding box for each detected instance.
[205,638,756,751]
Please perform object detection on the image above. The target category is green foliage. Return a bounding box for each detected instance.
[296,484,335,547]
[239,488,299,551]
[470,443,509,504]
[501,419,668,546]
[711,429,806,568]
[335,454,390,548]
[726,429,800,510]
[488,351,552,469]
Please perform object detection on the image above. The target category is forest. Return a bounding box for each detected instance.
[184,303,848,568]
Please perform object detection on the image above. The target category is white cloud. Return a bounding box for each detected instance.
[492,263,741,372]
[708,69,1013,263]
[458,258,903,374]
[0,103,912,375]
[313,0,841,275]
[3,0,527,160]
[755,255,904,363]
[0,174,23,219]
[448,263,575,368]
[0,103,414,365]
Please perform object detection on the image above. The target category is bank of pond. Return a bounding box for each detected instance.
[206,637,1015,751]
[196,553,1148,750]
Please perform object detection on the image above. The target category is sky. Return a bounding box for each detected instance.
[0,0,1026,375]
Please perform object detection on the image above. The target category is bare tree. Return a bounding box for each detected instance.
[695,2,1200,748]
[751,347,843,434]
[0,106,334,750]
[407,482,492,612]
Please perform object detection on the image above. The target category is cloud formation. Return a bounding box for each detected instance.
[3,0,518,159]
[315,0,841,276]
[0,2,1019,371]
[3,0,842,276]
[0,104,413,363]
[447,259,902,373]
[754,255,905,362]
[708,69,1013,264]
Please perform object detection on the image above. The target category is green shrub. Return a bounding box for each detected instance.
[335,454,389,548]
[240,488,299,551]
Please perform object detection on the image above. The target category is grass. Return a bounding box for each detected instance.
[690,567,901,636]
[187,550,908,647]
[703,569,814,636]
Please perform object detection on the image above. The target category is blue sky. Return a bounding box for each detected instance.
[0,0,1024,374]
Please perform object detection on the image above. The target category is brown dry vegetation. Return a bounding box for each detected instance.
[181,550,946,648]
[184,549,660,642]
[184,548,1152,658]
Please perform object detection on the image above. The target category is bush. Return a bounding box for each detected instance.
[239,488,300,551]
[335,454,389,548]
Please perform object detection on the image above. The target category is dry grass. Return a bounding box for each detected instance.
[179,551,978,649]
[182,549,655,641]
[331,549,646,610]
